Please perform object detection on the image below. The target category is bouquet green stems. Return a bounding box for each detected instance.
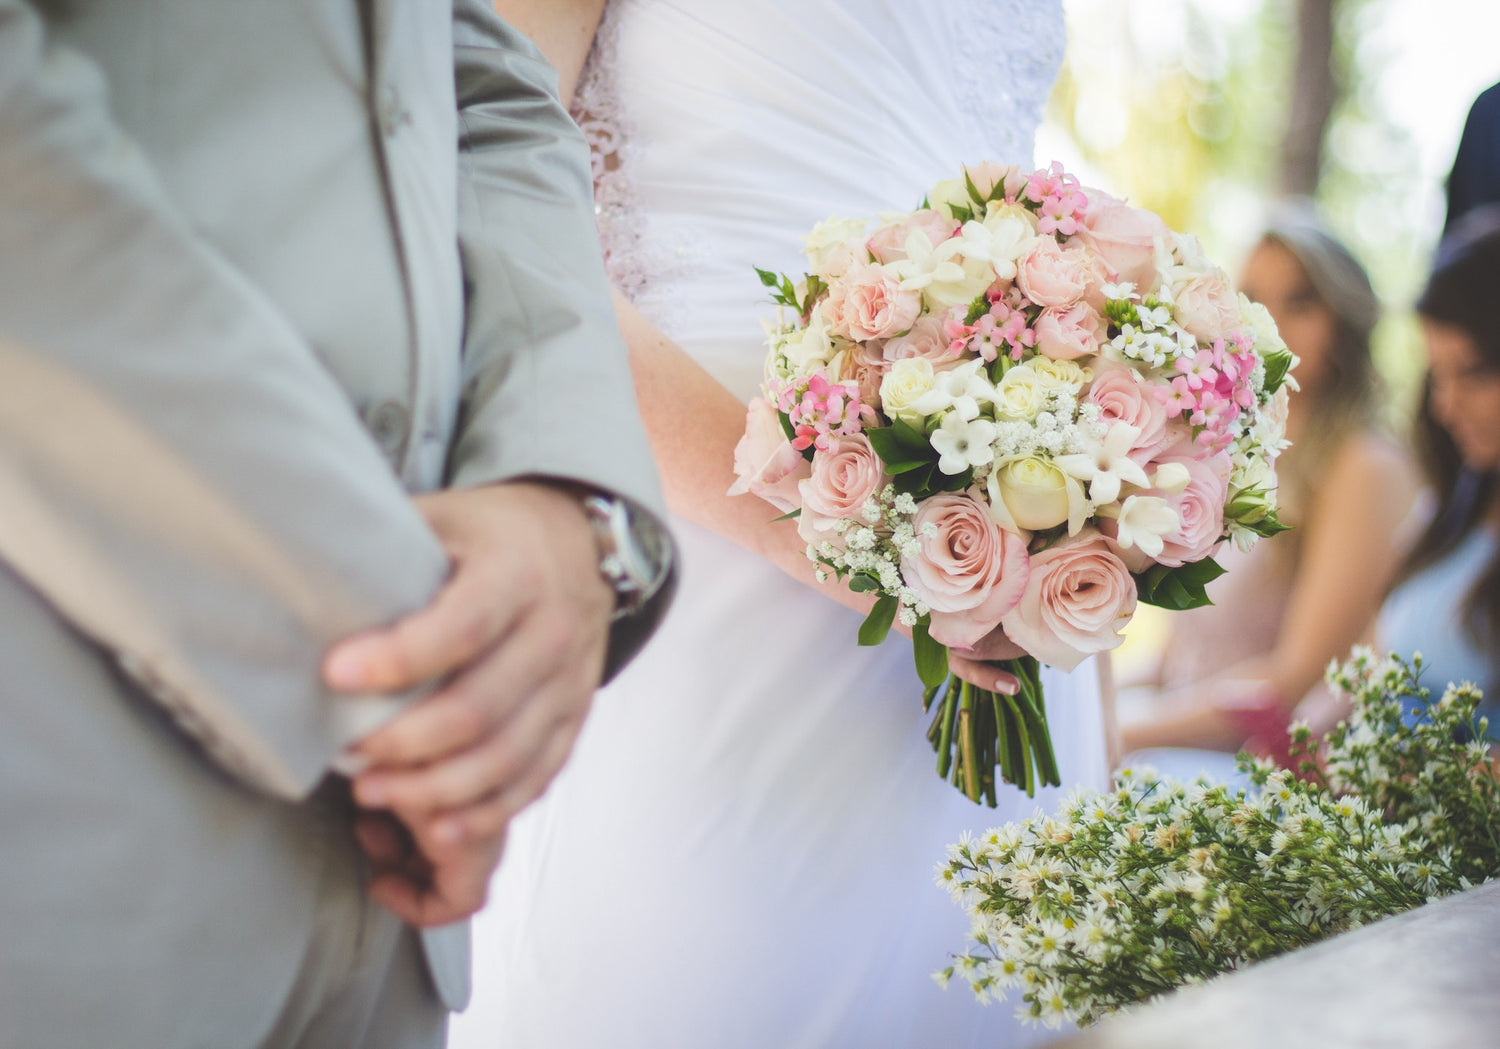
[924,657,1058,804]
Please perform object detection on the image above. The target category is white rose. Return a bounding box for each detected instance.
[987,455,1087,534]
[1027,357,1090,393]
[926,176,970,218]
[803,216,871,279]
[995,364,1047,422]
[880,357,939,425]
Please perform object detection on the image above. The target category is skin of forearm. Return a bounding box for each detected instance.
[612,292,881,621]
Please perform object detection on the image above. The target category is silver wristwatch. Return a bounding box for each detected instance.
[581,493,672,621]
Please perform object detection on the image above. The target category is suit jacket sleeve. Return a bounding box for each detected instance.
[0,1,451,799]
[447,2,676,679]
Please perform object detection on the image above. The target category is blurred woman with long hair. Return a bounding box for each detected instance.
[1121,205,1420,767]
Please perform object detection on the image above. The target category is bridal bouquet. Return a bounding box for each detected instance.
[731,162,1294,803]
[936,651,1500,1028]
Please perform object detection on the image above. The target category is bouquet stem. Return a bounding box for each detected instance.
[924,657,1058,803]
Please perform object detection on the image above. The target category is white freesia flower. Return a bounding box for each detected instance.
[886,230,968,291]
[1150,461,1191,495]
[778,303,836,373]
[931,411,999,474]
[1054,422,1152,505]
[910,357,996,422]
[952,212,1035,283]
[1113,495,1179,557]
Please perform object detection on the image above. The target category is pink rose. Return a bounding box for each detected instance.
[1086,361,1169,461]
[1172,270,1241,341]
[1149,447,1230,567]
[833,344,886,408]
[901,493,1030,649]
[868,210,960,265]
[1033,302,1106,361]
[1016,238,1093,307]
[998,529,1138,671]
[882,313,961,368]
[1074,190,1167,293]
[796,433,886,540]
[728,397,811,514]
[964,161,1028,201]
[824,263,923,342]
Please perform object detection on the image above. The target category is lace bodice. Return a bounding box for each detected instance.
[571,0,1066,398]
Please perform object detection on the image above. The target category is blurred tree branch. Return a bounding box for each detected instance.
[1281,0,1335,195]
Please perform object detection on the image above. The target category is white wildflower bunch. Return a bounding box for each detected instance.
[937,651,1499,1029]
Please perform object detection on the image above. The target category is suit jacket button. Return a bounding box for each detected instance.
[364,400,410,456]
[379,85,411,138]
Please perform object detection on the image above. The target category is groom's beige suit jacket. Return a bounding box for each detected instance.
[0,1,666,1044]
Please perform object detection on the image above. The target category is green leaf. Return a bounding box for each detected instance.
[768,507,801,522]
[847,572,881,593]
[858,594,898,646]
[888,415,934,453]
[938,467,975,492]
[1134,557,1226,611]
[866,424,935,469]
[755,266,781,289]
[1262,347,1295,393]
[912,619,950,691]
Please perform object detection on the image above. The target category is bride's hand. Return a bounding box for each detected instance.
[895,620,1025,695]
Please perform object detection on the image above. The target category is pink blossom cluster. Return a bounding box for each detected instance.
[1161,336,1260,453]
[770,373,878,452]
[945,300,1036,363]
[1024,162,1088,236]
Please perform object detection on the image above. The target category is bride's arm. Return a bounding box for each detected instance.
[492,1,1022,691]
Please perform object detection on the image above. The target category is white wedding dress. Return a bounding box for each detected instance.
[450,2,1106,1047]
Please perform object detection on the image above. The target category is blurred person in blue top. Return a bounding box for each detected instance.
[1375,207,1500,728]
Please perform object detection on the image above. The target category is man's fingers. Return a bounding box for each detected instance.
[324,560,527,694]
[351,603,582,769]
[353,811,413,868]
[367,832,506,928]
[414,725,579,856]
[357,682,587,816]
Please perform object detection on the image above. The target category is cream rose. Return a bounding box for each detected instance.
[987,456,1081,532]
[901,493,1030,649]
[879,357,939,425]
[1028,357,1090,393]
[728,397,811,514]
[803,215,870,279]
[796,434,886,541]
[994,364,1047,421]
[998,529,1138,671]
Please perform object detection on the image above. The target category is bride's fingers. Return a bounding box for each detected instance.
[953,630,1027,662]
[947,651,1020,695]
